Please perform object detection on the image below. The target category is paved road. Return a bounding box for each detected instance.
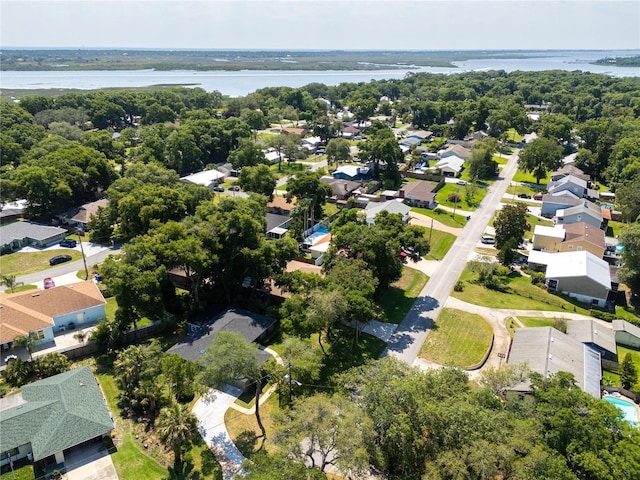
[15,246,120,287]
[381,146,522,365]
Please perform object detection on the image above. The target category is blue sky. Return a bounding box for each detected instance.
[1,0,639,50]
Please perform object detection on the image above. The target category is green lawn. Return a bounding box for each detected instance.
[506,184,545,197]
[452,267,591,315]
[435,183,487,212]
[506,128,523,143]
[419,308,493,368]
[606,220,627,238]
[0,458,35,480]
[603,345,640,393]
[424,229,456,260]
[377,267,429,324]
[518,317,557,327]
[493,154,509,165]
[512,169,550,186]
[411,207,468,228]
[0,250,83,277]
[524,214,555,240]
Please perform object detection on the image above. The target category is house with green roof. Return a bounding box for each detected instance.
[0,366,113,469]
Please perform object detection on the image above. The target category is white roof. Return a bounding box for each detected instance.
[364,199,411,223]
[433,156,464,172]
[334,165,369,178]
[302,136,322,146]
[180,169,225,186]
[533,224,565,240]
[527,250,556,266]
[545,251,611,290]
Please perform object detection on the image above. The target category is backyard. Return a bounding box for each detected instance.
[419,308,493,368]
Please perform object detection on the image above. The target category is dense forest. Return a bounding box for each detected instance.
[2,69,640,478]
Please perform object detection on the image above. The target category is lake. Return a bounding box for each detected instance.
[1,51,638,97]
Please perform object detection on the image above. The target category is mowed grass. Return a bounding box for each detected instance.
[512,169,550,186]
[224,395,280,457]
[436,183,487,212]
[424,229,456,260]
[524,214,555,240]
[420,308,493,368]
[452,267,591,315]
[518,316,557,327]
[506,184,545,197]
[377,267,429,324]
[603,345,640,392]
[411,207,468,228]
[0,250,83,277]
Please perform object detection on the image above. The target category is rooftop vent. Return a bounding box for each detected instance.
[31,293,40,297]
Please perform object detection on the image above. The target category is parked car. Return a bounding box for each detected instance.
[49,254,72,265]
[481,235,496,245]
[533,193,544,200]
[517,193,532,199]
[212,186,224,192]
[457,180,467,185]
[43,277,55,289]
[229,186,240,191]
[60,238,77,248]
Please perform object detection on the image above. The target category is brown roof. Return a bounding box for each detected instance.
[562,222,606,249]
[400,181,438,202]
[601,207,611,220]
[281,127,305,136]
[267,196,296,211]
[67,199,109,224]
[551,165,590,182]
[343,125,361,134]
[0,282,105,343]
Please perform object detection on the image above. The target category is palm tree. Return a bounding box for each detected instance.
[155,402,197,468]
[13,332,38,361]
[73,331,87,344]
[1,274,23,293]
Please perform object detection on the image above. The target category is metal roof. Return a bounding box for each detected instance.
[545,251,611,290]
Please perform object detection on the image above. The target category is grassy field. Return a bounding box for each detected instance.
[512,169,550,186]
[493,154,509,165]
[0,459,35,480]
[435,183,487,212]
[452,267,591,315]
[424,229,456,260]
[518,316,557,327]
[377,267,429,324]
[606,220,627,238]
[0,250,83,277]
[411,207,468,228]
[419,308,493,368]
[506,184,545,197]
[524,214,555,240]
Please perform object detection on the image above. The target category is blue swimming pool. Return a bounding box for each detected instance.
[604,396,639,426]
[304,225,330,245]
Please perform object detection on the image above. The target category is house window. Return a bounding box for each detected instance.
[4,447,19,459]
[591,299,599,306]
[34,330,45,340]
[577,246,582,251]
[547,279,558,291]
[568,244,573,249]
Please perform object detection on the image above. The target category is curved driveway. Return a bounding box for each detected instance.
[382,146,522,365]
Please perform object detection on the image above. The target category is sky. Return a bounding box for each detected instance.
[1,0,639,51]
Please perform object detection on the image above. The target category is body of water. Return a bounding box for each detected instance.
[1,51,638,97]
[603,395,639,426]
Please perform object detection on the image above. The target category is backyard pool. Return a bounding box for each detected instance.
[303,225,330,245]
[604,395,639,426]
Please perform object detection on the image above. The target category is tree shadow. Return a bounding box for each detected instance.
[235,429,260,457]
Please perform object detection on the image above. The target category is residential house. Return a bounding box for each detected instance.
[506,327,601,398]
[1,200,28,225]
[266,213,291,240]
[364,200,411,226]
[263,148,282,164]
[58,199,109,230]
[399,136,422,149]
[439,144,471,160]
[302,136,322,153]
[566,319,617,359]
[341,125,360,138]
[561,222,606,258]
[0,281,106,351]
[267,196,296,216]
[551,165,590,183]
[0,366,113,469]
[407,130,433,141]
[544,250,611,308]
[540,193,582,217]
[532,225,566,252]
[398,180,439,209]
[612,320,640,349]
[1,222,68,252]
[180,169,226,188]
[547,174,599,200]
[332,165,370,181]
[320,177,361,201]
[431,156,465,177]
[556,200,605,230]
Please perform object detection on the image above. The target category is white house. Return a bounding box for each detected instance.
[431,156,465,177]
[180,169,226,188]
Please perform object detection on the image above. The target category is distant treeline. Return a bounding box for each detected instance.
[595,55,640,67]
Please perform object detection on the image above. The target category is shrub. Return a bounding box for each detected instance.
[447,192,461,203]
[5,359,34,387]
[34,352,71,378]
[495,265,512,278]
[589,309,617,322]
[530,272,546,285]
[433,207,445,215]
[553,318,567,333]
[482,274,508,292]
[454,281,465,292]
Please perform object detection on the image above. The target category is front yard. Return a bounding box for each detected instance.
[0,250,83,278]
[377,267,429,324]
[419,308,493,368]
[411,207,468,228]
[435,183,487,212]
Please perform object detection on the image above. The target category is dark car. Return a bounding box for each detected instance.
[49,254,72,266]
[60,238,77,248]
[229,186,240,191]
[212,186,225,192]
[517,193,532,199]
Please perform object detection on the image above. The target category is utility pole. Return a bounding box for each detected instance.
[77,228,89,280]
[429,217,434,245]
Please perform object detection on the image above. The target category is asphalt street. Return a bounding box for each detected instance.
[382,144,524,365]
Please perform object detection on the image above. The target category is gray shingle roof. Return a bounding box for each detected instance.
[166,308,276,362]
[0,366,113,461]
[1,222,67,246]
[566,319,617,356]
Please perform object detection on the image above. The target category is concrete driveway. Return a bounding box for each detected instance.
[63,443,117,480]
